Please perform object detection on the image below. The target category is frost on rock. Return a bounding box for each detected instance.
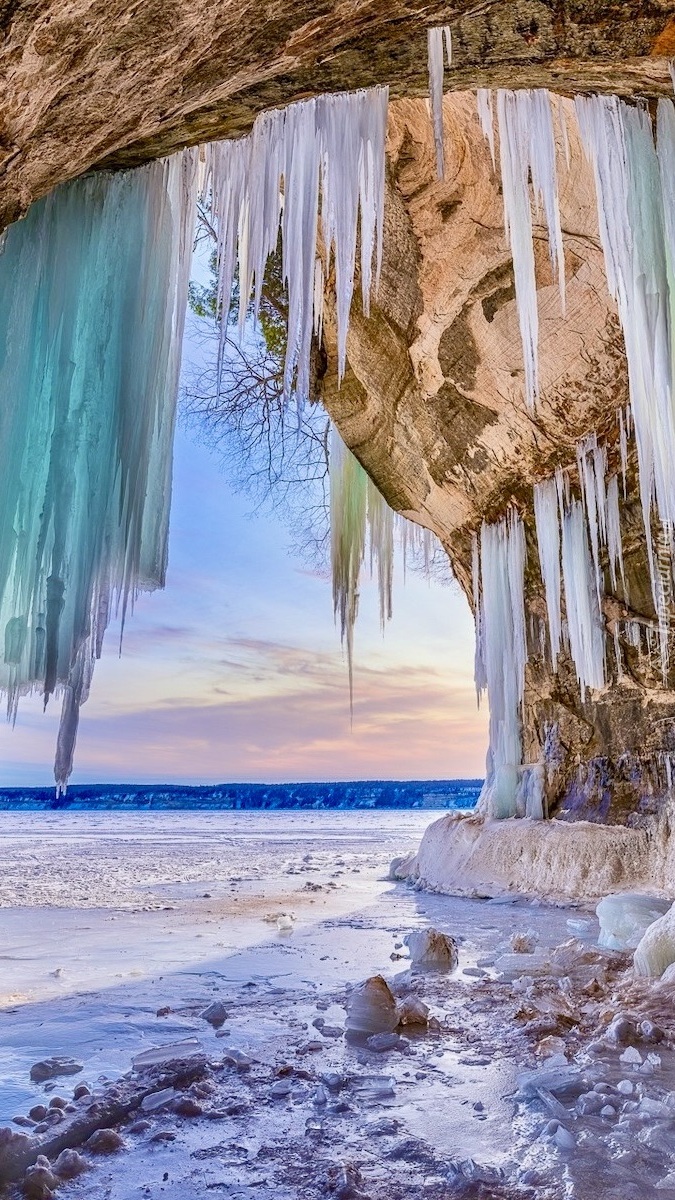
[202,86,388,402]
[494,89,565,411]
[596,892,671,951]
[0,152,198,792]
[427,26,452,178]
[474,511,527,819]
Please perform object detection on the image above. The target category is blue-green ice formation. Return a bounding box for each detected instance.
[0,152,198,791]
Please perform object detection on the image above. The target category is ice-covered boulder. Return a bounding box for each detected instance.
[596,892,671,950]
[634,901,675,978]
[346,976,398,1035]
[405,928,458,972]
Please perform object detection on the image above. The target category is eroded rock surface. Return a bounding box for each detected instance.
[2,2,675,230]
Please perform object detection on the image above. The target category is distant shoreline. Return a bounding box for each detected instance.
[0,778,482,812]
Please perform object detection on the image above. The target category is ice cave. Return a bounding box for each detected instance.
[5,3,675,1197]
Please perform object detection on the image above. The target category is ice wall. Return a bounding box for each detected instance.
[0,153,198,790]
[473,511,528,819]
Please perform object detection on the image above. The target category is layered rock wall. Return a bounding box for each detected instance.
[2,2,675,230]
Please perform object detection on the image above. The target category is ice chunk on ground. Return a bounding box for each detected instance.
[405,927,458,971]
[346,975,398,1035]
[634,901,675,977]
[131,1039,203,1069]
[597,892,671,950]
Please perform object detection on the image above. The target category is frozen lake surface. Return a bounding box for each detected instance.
[0,810,673,1199]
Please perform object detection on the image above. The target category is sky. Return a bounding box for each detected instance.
[0,319,488,788]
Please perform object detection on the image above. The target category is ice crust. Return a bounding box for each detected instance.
[0,153,198,791]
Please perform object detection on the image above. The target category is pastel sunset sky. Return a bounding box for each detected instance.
[0,314,488,787]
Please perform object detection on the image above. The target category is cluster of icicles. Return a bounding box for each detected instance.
[459,77,675,818]
[473,425,633,820]
[7,39,675,796]
[0,87,389,791]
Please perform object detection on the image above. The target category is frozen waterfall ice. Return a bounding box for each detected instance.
[202,87,388,403]
[533,478,562,670]
[474,511,527,819]
[0,153,198,791]
[487,89,565,411]
[576,95,675,631]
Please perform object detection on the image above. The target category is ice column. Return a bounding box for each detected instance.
[0,152,198,791]
[494,89,565,410]
[475,511,527,819]
[428,26,453,178]
[203,87,388,402]
[533,478,562,668]
[560,499,606,699]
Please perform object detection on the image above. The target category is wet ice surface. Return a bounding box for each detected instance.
[0,811,674,1199]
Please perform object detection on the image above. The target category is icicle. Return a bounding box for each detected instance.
[560,499,606,699]
[472,530,487,699]
[0,151,198,790]
[655,521,673,682]
[475,511,527,820]
[428,26,452,179]
[576,95,675,625]
[576,433,608,602]
[476,89,496,168]
[367,479,394,629]
[313,258,325,338]
[329,427,402,704]
[533,478,562,669]
[606,474,626,594]
[619,406,628,499]
[557,94,571,170]
[203,87,388,403]
[495,88,565,411]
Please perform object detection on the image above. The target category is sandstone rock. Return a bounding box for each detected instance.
[29,1057,82,1083]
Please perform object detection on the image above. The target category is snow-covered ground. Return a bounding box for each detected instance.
[1,811,674,1200]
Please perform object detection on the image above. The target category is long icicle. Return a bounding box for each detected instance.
[0,151,198,791]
